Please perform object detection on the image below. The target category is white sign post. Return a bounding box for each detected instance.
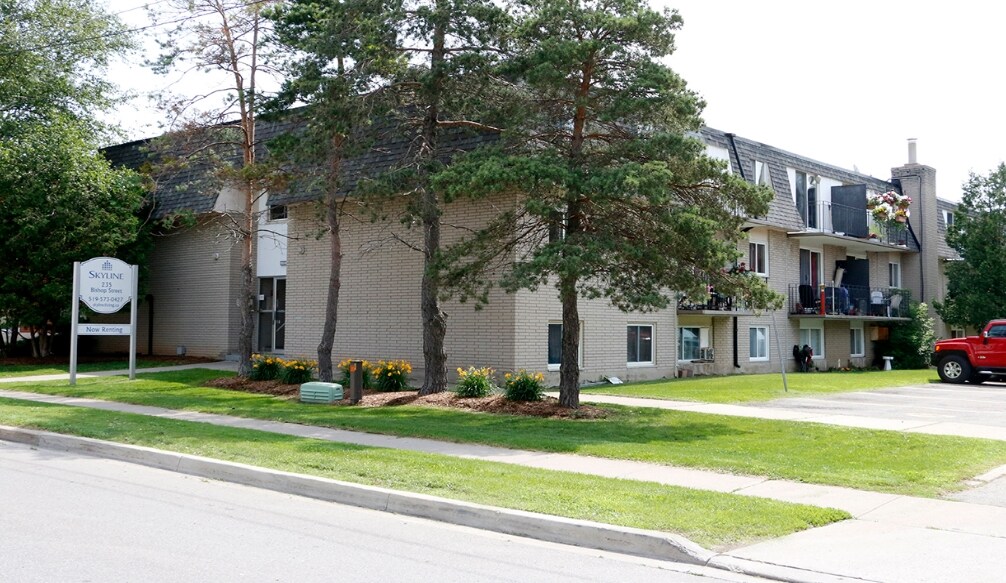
[69,257,139,385]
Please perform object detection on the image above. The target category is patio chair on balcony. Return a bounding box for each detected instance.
[870,290,886,316]
[889,293,903,317]
[798,284,817,313]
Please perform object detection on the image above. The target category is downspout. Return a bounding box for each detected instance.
[726,134,746,370]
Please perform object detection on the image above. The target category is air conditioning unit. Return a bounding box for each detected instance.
[699,347,715,361]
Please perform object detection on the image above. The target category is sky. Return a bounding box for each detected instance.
[103,0,1005,201]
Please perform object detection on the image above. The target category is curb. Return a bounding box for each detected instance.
[0,425,713,566]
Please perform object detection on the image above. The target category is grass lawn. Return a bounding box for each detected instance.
[2,369,1003,498]
[0,397,847,549]
[583,369,940,404]
[0,360,184,378]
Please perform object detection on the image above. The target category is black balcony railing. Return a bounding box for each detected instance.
[678,291,745,313]
[801,201,920,252]
[788,284,911,317]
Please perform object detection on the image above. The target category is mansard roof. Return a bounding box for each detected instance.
[699,127,896,231]
[102,115,496,219]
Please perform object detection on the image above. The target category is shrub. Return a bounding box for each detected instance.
[337,359,375,389]
[281,358,317,384]
[455,366,495,398]
[249,354,282,381]
[504,369,545,402]
[372,359,412,392]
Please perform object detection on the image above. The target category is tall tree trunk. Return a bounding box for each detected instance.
[418,2,449,395]
[236,181,256,376]
[420,193,448,394]
[558,275,580,408]
[317,135,346,383]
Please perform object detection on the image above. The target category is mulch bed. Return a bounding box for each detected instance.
[203,377,608,419]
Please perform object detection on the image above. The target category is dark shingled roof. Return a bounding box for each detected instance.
[102,116,498,218]
[699,127,896,232]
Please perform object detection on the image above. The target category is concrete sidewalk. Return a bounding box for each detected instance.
[4,365,1006,581]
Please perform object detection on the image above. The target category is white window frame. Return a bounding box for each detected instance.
[627,323,655,367]
[748,231,768,277]
[755,161,771,187]
[749,326,769,362]
[951,328,966,339]
[677,326,710,362]
[850,322,865,357]
[889,260,902,288]
[799,320,825,360]
[268,204,288,222]
[547,321,583,371]
[944,210,954,229]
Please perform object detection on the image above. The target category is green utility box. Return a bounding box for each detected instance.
[299,382,344,404]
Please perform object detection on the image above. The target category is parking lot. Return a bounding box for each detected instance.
[755,381,1006,430]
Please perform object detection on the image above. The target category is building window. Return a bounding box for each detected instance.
[749,242,768,276]
[951,328,966,339]
[799,321,824,359]
[548,322,582,370]
[944,210,954,229]
[850,323,865,357]
[755,161,771,187]
[548,209,566,243]
[749,327,769,361]
[268,204,288,221]
[627,325,654,365]
[677,327,710,361]
[889,261,902,288]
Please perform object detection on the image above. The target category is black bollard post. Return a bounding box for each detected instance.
[350,360,363,404]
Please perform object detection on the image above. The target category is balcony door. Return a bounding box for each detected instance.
[258,277,286,353]
[800,249,821,289]
[795,171,818,229]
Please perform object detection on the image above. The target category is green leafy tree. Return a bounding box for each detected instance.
[266,0,402,382]
[0,115,146,356]
[0,0,130,131]
[147,0,280,376]
[884,302,937,369]
[0,0,145,357]
[433,0,778,407]
[935,164,1006,328]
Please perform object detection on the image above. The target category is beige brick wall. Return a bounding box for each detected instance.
[284,196,518,379]
[93,218,242,358]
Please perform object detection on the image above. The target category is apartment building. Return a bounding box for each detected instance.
[98,125,957,382]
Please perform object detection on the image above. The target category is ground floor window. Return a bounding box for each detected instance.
[258,277,286,353]
[677,327,710,361]
[749,326,768,361]
[951,328,966,339]
[850,322,865,357]
[548,321,583,370]
[799,322,824,359]
[627,324,654,365]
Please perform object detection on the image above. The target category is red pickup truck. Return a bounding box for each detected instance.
[933,320,1006,383]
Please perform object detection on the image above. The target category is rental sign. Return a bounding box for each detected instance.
[69,257,139,384]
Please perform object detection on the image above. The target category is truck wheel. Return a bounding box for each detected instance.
[938,355,971,384]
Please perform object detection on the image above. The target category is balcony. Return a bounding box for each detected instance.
[789,201,920,254]
[788,284,911,320]
[677,292,754,316]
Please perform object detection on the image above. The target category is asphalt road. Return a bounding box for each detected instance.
[754,381,1006,427]
[0,441,766,583]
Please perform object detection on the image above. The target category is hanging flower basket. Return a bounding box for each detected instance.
[868,190,912,227]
